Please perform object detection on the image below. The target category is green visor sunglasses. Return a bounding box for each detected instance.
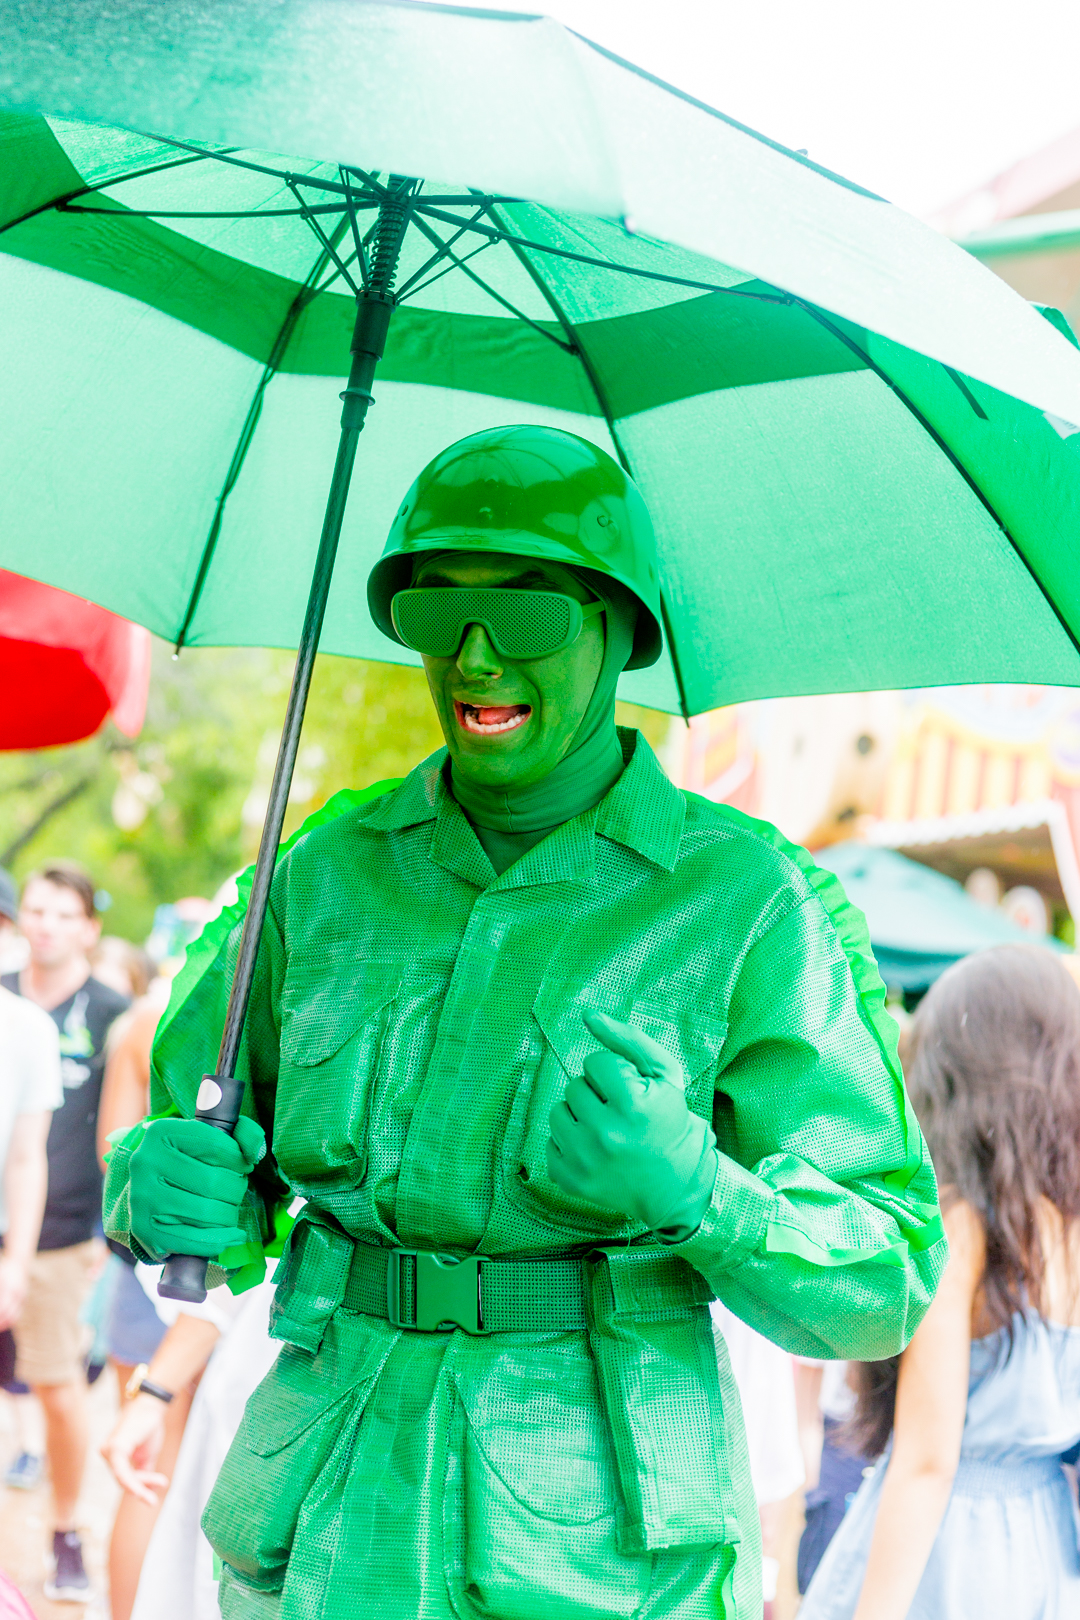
[390,587,606,661]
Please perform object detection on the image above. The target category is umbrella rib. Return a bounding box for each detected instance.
[314,245,361,296]
[173,220,351,653]
[336,163,520,211]
[21,134,781,310]
[800,303,1080,661]
[488,200,692,720]
[416,202,789,301]
[394,207,492,297]
[141,143,382,207]
[397,236,497,300]
[140,134,337,188]
[656,594,692,724]
[338,168,373,288]
[286,178,360,292]
[57,202,342,219]
[943,367,989,420]
[569,31,886,204]
[407,211,576,351]
[0,149,235,240]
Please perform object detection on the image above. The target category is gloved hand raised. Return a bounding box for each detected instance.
[128,1115,266,1261]
[547,1011,718,1239]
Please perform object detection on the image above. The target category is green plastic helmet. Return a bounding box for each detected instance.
[367,425,663,669]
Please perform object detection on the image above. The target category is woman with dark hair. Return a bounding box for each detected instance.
[801,943,1080,1619]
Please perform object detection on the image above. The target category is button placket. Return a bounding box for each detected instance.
[394,896,514,1246]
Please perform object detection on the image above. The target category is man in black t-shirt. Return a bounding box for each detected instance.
[3,863,128,1603]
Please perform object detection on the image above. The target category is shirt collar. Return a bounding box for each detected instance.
[361,749,445,832]
[360,750,499,890]
[595,730,685,873]
[359,730,685,882]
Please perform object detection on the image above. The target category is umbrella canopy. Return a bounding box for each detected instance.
[2,2,1080,717]
[0,569,150,747]
[8,0,1080,1299]
[814,841,1057,991]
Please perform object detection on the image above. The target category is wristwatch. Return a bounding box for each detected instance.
[124,1363,174,1404]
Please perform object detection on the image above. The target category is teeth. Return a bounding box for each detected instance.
[458,702,530,735]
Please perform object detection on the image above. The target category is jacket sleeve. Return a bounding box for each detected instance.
[672,880,947,1360]
[101,782,401,1286]
[102,880,289,1290]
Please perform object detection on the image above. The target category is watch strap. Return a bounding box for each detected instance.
[125,1363,174,1404]
[137,1378,175,1404]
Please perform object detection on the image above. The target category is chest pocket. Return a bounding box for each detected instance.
[502,982,727,1236]
[275,958,403,1188]
[280,957,403,1066]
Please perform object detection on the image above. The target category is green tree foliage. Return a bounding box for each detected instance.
[0,641,670,944]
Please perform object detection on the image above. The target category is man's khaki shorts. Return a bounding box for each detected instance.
[13,1239,99,1386]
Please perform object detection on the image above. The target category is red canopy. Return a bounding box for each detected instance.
[0,571,151,749]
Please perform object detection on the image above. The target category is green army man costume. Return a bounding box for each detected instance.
[104,426,946,1619]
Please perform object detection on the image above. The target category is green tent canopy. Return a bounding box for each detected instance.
[815,841,1062,991]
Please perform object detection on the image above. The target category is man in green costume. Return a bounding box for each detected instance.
[104,426,945,1619]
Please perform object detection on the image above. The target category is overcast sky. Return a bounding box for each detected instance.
[431,0,1080,219]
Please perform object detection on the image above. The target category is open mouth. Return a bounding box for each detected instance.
[455,700,532,735]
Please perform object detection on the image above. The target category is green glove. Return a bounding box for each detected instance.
[547,1011,718,1239]
[128,1115,266,1261]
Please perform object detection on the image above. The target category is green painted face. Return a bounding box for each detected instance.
[414,551,604,791]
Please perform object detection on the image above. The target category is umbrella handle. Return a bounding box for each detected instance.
[159,1073,246,1302]
[158,1252,211,1303]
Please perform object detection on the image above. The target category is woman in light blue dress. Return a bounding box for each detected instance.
[801,944,1080,1620]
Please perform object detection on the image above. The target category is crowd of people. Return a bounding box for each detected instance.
[2,853,1080,1618]
[0,860,271,1617]
[0,862,128,1603]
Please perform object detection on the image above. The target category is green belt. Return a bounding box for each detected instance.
[273,1218,729,1551]
[343,1241,591,1335]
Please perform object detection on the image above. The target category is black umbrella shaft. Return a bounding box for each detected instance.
[214,214,407,1077]
[159,180,415,1304]
[215,420,360,1078]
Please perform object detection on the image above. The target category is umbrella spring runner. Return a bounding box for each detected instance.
[159,176,418,1303]
[340,175,414,426]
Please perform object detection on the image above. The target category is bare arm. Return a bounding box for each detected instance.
[97,1001,161,1167]
[793,1361,825,1491]
[0,1109,51,1330]
[100,1312,222,1504]
[852,1202,983,1620]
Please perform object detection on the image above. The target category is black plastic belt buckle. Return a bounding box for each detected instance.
[386,1249,487,1334]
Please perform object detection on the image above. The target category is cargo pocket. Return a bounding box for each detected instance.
[444,1344,653,1620]
[204,1318,390,1590]
[503,986,726,1235]
[585,1247,738,1553]
[274,957,403,1191]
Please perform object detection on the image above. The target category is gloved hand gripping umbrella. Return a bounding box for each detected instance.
[5,3,1080,1301]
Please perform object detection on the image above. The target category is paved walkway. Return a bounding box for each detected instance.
[0,1376,120,1619]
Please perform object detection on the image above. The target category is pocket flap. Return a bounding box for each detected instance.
[243,1322,390,1455]
[281,958,403,1067]
[245,1344,357,1455]
[533,984,726,1089]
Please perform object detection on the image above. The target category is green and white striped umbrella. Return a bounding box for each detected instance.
[3,0,1080,720]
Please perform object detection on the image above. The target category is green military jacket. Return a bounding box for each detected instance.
[104,731,944,1620]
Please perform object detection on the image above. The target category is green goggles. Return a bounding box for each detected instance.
[391,587,605,660]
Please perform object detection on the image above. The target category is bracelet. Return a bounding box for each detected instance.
[124,1363,174,1404]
